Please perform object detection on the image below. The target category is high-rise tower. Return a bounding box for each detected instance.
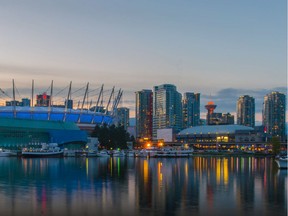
[237,95,255,127]
[262,91,286,142]
[205,101,217,125]
[135,89,153,139]
[116,107,130,130]
[152,84,182,139]
[182,92,200,128]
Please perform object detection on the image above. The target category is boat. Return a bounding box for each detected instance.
[275,156,288,169]
[156,147,194,158]
[135,147,158,158]
[125,150,136,157]
[111,150,125,157]
[96,150,110,157]
[22,143,64,158]
[0,148,16,157]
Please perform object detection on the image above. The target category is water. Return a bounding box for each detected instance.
[0,156,286,216]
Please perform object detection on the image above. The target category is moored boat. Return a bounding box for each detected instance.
[275,156,288,169]
[125,150,136,157]
[135,147,158,158]
[111,150,125,157]
[22,143,64,158]
[96,150,110,157]
[0,148,16,157]
[156,147,194,158]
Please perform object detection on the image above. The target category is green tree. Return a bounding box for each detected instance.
[271,136,281,156]
[91,124,129,150]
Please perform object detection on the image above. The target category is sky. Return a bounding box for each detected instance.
[0,0,287,123]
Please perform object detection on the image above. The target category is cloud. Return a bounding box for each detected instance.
[200,87,287,113]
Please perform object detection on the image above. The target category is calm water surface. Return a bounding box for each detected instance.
[0,156,286,216]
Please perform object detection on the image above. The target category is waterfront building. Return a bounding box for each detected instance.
[205,101,234,125]
[65,99,73,109]
[152,84,182,139]
[0,81,122,138]
[205,101,217,125]
[182,92,200,128]
[177,125,264,150]
[222,113,235,125]
[116,107,130,130]
[36,92,51,107]
[6,98,31,107]
[5,100,20,106]
[0,117,87,149]
[135,89,153,139]
[262,91,286,142]
[237,95,255,127]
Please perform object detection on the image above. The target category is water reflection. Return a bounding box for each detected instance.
[0,156,286,216]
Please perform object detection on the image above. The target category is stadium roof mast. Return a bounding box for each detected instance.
[91,84,104,124]
[12,79,16,118]
[31,80,34,109]
[48,80,53,120]
[100,86,114,125]
[111,89,123,117]
[77,82,89,123]
[63,81,72,122]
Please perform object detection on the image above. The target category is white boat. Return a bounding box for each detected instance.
[0,149,15,157]
[156,147,193,158]
[136,148,158,158]
[111,150,125,157]
[22,143,64,158]
[125,150,136,157]
[96,150,110,157]
[275,156,288,169]
[86,151,98,157]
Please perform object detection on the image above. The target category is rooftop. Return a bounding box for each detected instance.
[178,125,254,135]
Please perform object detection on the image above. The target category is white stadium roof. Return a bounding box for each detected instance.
[178,125,254,136]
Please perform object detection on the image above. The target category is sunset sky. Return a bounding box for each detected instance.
[0,0,286,123]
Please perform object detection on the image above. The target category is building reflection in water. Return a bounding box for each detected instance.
[0,156,286,216]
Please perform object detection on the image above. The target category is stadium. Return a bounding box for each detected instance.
[0,80,122,149]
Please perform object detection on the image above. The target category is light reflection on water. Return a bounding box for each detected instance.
[0,156,286,216]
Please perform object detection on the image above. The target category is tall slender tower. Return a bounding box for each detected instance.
[153,84,182,139]
[237,95,255,127]
[262,91,286,142]
[182,92,200,128]
[205,101,217,125]
[135,90,153,139]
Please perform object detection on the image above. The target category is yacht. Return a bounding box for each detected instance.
[22,143,64,158]
[275,156,288,169]
[111,150,125,157]
[96,150,110,157]
[136,147,158,158]
[156,147,193,158]
[125,150,136,157]
[0,149,16,157]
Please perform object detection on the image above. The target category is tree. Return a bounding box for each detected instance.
[271,136,281,156]
[91,124,129,149]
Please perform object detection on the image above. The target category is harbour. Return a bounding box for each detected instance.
[0,156,286,216]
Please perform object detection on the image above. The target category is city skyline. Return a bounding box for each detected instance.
[0,1,286,122]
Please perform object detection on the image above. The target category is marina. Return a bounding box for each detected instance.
[275,156,288,169]
[0,156,286,216]
[21,143,64,158]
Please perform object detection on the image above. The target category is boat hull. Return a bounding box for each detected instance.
[0,152,14,157]
[22,151,64,158]
[275,158,288,169]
